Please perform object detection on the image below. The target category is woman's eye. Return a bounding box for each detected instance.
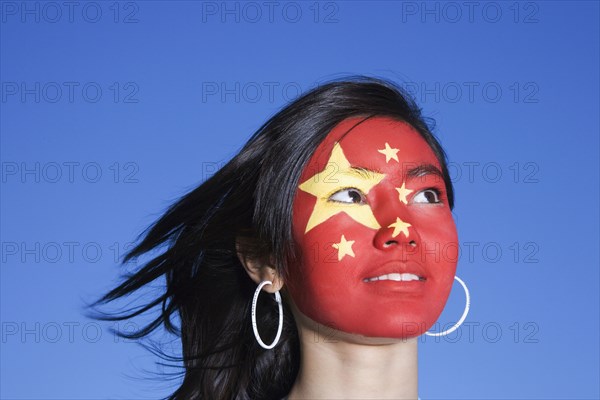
[328,188,366,204]
[412,189,441,204]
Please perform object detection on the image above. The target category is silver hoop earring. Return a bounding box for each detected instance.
[425,275,471,337]
[251,280,284,349]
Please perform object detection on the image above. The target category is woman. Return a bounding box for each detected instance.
[94,76,469,400]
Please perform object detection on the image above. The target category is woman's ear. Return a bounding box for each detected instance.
[236,238,284,293]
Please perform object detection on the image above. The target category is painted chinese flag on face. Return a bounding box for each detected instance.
[287,117,459,338]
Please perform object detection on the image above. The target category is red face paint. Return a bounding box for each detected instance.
[287,117,459,338]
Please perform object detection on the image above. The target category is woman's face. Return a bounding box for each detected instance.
[286,116,458,339]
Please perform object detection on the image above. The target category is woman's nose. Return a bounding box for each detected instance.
[371,188,421,252]
[373,216,421,251]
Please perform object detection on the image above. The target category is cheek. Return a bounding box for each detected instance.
[288,199,329,300]
[430,220,459,265]
[411,210,458,279]
[290,209,367,282]
[415,209,458,253]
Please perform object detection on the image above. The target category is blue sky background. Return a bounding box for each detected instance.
[1,1,598,399]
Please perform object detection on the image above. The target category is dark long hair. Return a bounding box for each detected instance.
[92,76,454,400]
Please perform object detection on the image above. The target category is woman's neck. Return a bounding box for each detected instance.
[287,309,419,400]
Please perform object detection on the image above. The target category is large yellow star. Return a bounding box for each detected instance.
[377,142,399,163]
[388,217,411,238]
[298,142,385,233]
[395,182,413,205]
[332,234,355,261]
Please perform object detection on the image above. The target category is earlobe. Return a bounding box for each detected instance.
[235,237,262,281]
[236,238,284,293]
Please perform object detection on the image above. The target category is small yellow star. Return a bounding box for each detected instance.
[377,142,400,163]
[388,217,411,238]
[332,234,355,261]
[395,182,413,205]
[298,142,385,233]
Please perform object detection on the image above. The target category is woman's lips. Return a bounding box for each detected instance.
[363,272,426,283]
[361,260,428,283]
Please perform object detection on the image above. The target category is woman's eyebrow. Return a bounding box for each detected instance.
[349,166,383,179]
[347,164,443,180]
[406,163,444,179]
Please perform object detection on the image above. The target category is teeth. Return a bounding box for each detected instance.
[364,273,422,282]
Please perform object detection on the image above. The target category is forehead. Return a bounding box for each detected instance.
[301,116,440,179]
